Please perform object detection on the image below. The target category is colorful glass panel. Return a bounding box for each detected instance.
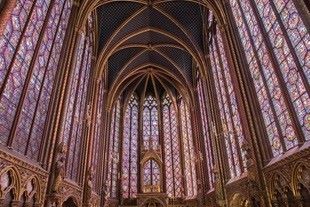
[162,94,183,198]
[229,0,309,157]
[143,95,159,150]
[122,95,139,198]
[107,99,121,198]
[0,0,72,162]
[180,98,197,198]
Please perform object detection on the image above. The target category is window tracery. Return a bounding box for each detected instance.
[0,0,72,161]
[122,94,139,198]
[92,79,105,193]
[210,27,247,178]
[61,16,93,182]
[143,95,159,150]
[229,0,310,157]
[107,99,121,198]
[197,73,215,188]
[143,159,161,193]
[179,98,197,198]
[162,94,183,198]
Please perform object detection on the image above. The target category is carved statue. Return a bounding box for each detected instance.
[52,142,67,194]
[85,166,94,205]
[213,164,225,206]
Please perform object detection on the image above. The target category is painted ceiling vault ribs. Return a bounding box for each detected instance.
[96,0,206,92]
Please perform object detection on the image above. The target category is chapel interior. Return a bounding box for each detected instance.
[0,0,309,207]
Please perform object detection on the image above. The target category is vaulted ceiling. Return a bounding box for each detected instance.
[95,0,215,96]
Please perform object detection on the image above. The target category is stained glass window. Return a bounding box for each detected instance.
[143,95,159,150]
[210,27,246,178]
[61,17,93,182]
[143,159,161,193]
[197,73,215,188]
[229,0,309,157]
[122,94,139,198]
[107,99,121,198]
[162,94,183,198]
[179,98,197,198]
[0,0,72,161]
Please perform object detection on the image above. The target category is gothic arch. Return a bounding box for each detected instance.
[139,197,167,207]
[229,193,249,207]
[21,176,41,205]
[292,162,310,204]
[0,166,21,201]
[269,172,295,206]
[107,64,194,111]
[62,196,79,207]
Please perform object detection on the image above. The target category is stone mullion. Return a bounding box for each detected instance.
[96,85,106,193]
[192,84,210,197]
[100,66,109,207]
[7,0,56,147]
[222,1,272,205]
[203,53,228,206]
[137,96,143,194]
[182,103,194,196]
[44,3,83,205]
[157,98,166,193]
[32,0,68,160]
[200,77,216,189]
[268,0,310,95]
[83,79,98,185]
[81,60,99,206]
[210,42,238,177]
[214,32,246,174]
[101,106,112,206]
[110,104,118,196]
[176,98,186,197]
[117,98,125,202]
[247,0,305,144]
[0,0,37,96]
[128,103,133,198]
[40,2,80,168]
[219,24,257,169]
[64,37,87,178]
[168,106,175,197]
[73,34,94,184]
[235,0,288,152]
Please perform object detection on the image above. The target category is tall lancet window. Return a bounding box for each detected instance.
[107,99,121,198]
[229,0,309,157]
[0,0,72,161]
[143,95,159,150]
[61,17,94,182]
[197,73,215,188]
[210,28,246,178]
[180,98,197,198]
[162,94,183,198]
[122,94,139,198]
